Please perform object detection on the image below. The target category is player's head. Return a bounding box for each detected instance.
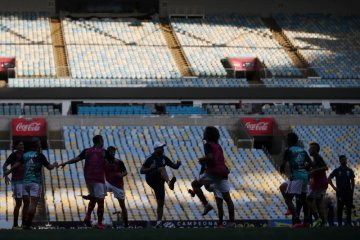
[309,142,320,156]
[29,138,41,151]
[153,141,166,155]
[93,135,104,147]
[203,126,220,143]
[287,132,298,147]
[107,146,116,155]
[13,140,24,151]
[107,146,117,161]
[339,155,347,166]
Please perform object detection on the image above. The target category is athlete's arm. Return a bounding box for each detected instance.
[59,149,86,168]
[3,161,21,176]
[117,161,128,177]
[350,170,355,194]
[140,158,155,174]
[165,157,181,169]
[38,153,58,170]
[58,157,82,168]
[280,149,290,174]
[327,169,337,192]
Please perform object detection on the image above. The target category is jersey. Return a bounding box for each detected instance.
[23,151,50,184]
[5,151,24,182]
[142,154,176,182]
[329,166,355,196]
[204,142,229,178]
[78,147,107,184]
[105,158,127,189]
[285,146,311,182]
[310,154,328,191]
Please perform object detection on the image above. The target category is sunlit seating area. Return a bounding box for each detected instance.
[275,14,360,79]
[62,17,181,79]
[171,15,302,77]
[0,12,56,77]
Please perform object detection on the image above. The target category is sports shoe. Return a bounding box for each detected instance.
[83,216,92,227]
[95,223,105,230]
[188,189,195,197]
[22,225,33,230]
[154,221,163,228]
[202,204,214,216]
[12,226,23,230]
[312,218,322,227]
[217,224,225,229]
[81,195,92,200]
[292,222,310,228]
[284,209,292,216]
[168,177,177,190]
[226,222,236,228]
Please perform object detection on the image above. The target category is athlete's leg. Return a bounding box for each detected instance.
[118,198,128,227]
[222,192,235,222]
[13,198,22,227]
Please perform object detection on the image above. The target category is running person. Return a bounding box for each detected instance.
[2,141,25,229]
[59,135,109,229]
[328,155,355,226]
[104,146,128,228]
[307,142,328,227]
[191,126,235,227]
[20,139,57,229]
[140,141,181,228]
[280,132,311,227]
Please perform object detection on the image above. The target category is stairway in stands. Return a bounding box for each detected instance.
[160,19,193,77]
[50,18,70,78]
[262,17,318,78]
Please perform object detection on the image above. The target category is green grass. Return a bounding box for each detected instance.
[1,227,359,240]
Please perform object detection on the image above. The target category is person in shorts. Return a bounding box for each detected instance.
[140,141,181,228]
[280,133,311,227]
[104,146,128,228]
[191,126,235,227]
[307,142,328,227]
[20,139,57,229]
[59,135,109,229]
[3,141,25,229]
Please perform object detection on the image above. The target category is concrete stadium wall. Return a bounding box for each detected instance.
[161,0,360,16]
[0,115,359,132]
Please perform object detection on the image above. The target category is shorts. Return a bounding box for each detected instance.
[106,182,125,200]
[198,172,221,186]
[307,189,326,199]
[87,182,106,199]
[12,182,23,199]
[23,183,42,198]
[146,178,165,200]
[286,179,308,195]
[207,179,230,199]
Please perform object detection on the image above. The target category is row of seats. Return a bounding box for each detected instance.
[275,14,360,79]
[171,15,302,77]
[0,12,56,77]
[291,125,360,209]
[263,78,360,88]
[78,105,152,116]
[262,103,336,116]
[0,103,60,116]
[7,78,250,88]
[62,17,181,79]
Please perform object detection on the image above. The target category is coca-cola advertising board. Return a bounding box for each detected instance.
[242,118,273,136]
[12,118,47,136]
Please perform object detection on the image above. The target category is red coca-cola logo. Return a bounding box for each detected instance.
[15,122,41,132]
[245,122,269,131]
[12,118,46,136]
[242,118,273,136]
